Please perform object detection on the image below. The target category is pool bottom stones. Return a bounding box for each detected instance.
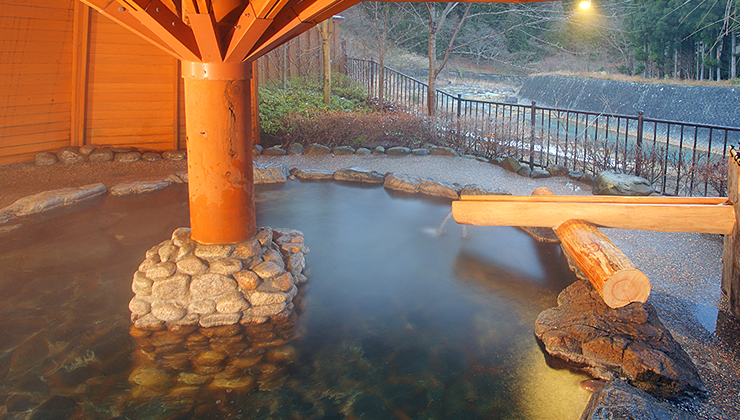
[129,226,308,330]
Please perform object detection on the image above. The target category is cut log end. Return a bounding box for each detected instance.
[602,269,651,308]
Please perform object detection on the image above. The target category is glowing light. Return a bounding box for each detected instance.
[579,1,591,9]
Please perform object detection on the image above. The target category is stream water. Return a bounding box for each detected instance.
[0,181,591,419]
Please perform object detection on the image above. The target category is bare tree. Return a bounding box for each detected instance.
[317,19,332,104]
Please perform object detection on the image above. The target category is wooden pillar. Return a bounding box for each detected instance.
[723,153,740,316]
[182,61,255,244]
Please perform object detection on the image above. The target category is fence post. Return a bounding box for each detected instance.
[369,58,375,100]
[636,111,644,176]
[530,101,537,170]
[457,94,462,145]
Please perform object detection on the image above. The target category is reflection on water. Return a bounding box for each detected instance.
[0,181,591,419]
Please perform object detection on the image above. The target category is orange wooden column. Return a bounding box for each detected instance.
[182,61,255,244]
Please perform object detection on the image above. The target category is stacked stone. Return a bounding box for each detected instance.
[128,320,298,398]
[129,226,308,330]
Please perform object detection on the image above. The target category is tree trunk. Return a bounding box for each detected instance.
[318,19,331,105]
[427,15,437,116]
[700,43,705,80]
[674,46,678,78]
[643,38,648,78]
[732,30,737,80]
[717,39,723,81]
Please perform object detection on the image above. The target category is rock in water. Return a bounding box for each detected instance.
[593,170,656,196]
[535,280,705,399]
[580,379,697,420]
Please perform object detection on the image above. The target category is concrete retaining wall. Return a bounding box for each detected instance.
[518,74,740,128]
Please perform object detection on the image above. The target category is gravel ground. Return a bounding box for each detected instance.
[2,153,739,418]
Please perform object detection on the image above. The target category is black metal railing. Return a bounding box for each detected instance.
[345,57,740,197]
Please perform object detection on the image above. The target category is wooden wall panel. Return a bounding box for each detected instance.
[84,10,179,151]
[0,0,75,166]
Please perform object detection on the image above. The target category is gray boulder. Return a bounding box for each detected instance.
[412,148,430,156]
[384,173,421,194]
[288,143,304,155]
[141,152,162,162]
[252,145,263,156]
[580,380,697,420]
[35,152,58,166]
[110,180,171,196]
[293,169,334,181]
[57,146,85,164]
[593,170,656,196]
[262,146,287,156]
[386,146,411,156]
[419,178,460,199]
[114,151,142,162]
[333,146,355,155]
[254,162,289,183]
[1,183,106,219]
[88,148,114,163]
[79,144,96,156]
[334,166,384,183]
[429,146,459,157]
[517,166,532,177]
[355,147,371,155]
[547,164,570,176]
[498,157,522,173]
[531,169,552,179]
[459,184,510,196]
[372,146,385,155]
[162,150,186,160]
[535,280,706,399]
[303,143,332,156]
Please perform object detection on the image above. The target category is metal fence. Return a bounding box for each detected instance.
[344,57,740,197]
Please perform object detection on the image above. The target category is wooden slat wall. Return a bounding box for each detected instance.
[0,0,75,166]
[84,10,179,150]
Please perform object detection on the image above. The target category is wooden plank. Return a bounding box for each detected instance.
[723,154,740,315]
[0,131,70,149]
[0,121,71,139]
[451,200,736,234]
[460,194,730,205]
[71,1,91,147]
[0,111,70,128]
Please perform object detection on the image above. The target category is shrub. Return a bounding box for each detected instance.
[258,75,369,143]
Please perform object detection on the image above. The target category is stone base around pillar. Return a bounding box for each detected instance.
[129,226,308,330]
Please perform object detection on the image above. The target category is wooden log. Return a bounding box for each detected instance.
[519,187,559,243]
[451,197,734,234]
[554,219,651,308]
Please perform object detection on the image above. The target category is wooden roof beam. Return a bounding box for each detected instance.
[223,4,273,62]
[189,13,223,61]
[114,0,201,61]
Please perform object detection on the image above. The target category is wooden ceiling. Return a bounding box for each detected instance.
[80,0,551,63]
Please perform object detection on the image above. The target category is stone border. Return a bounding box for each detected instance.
[10,143,593,226]
[254,142,596,185]
[35,145,187,166]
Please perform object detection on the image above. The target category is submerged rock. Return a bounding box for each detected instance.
[580,379,697,420]
[535,280,705,399]
[593,170,656,196]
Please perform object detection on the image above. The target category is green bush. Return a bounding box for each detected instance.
[258,75,369,142]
